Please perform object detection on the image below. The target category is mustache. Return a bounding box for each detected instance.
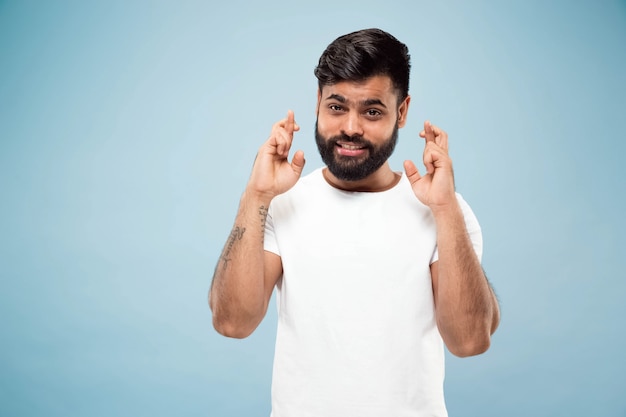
[328,133,374,148]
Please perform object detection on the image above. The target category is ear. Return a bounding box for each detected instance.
[397,95,411,128]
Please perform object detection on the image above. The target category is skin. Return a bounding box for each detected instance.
[209,75,500,356]
[315,77,407,189]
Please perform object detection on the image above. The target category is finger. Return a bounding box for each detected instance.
[285,110,295,136]
[403,160,421,184]
[423,145,435,174]
[283,110,301,135]
[271,113,296,157]
[429,123,448,150]
[272,114,288,129]
[275,128,293,157]
[423,120,436,143]
[424,141,453,173]
[268,126,287,157]
[291,150,306,175]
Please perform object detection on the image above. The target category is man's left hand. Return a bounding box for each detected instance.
[403,121,457,213]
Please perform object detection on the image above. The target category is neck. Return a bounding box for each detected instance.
[322,163,400,192]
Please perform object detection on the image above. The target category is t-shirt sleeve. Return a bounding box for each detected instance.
[430,193,483,264]
[264,204,280,256]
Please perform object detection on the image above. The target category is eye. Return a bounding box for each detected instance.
[329,104,344,112]
[365,109,383,118]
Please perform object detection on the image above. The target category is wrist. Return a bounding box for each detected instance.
[242,186,275,206]
[430,198,463,223]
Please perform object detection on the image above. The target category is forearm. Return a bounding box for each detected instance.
[432,202,500,357]
[209,189,273,338]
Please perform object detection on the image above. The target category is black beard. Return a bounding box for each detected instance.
[315,121,398,181]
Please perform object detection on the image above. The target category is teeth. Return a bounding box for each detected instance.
[340,144,363,150]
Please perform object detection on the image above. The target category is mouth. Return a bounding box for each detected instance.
[335,141,368,157]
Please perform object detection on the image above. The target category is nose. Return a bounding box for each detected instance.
[341,112,363,138]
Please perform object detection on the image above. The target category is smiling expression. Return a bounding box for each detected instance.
[315,75,410,182]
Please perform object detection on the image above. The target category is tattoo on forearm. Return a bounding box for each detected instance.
[220,226,246,270]
[259,205,268,237]
[218,206,267,271]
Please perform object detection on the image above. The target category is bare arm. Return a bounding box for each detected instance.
[209,111,305,338]
[430,204,500,357]
[404,121,500,357]
[209,193,281,338]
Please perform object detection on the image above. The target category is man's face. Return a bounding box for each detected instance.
[315,121,398,182]
[315,75,409,182]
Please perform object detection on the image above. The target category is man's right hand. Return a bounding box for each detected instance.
[246,110,306,199]
[211,112,302,338]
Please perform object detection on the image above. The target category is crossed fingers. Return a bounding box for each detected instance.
[271,110,300,158]
[419,120,448,150]
[419,120,450,175]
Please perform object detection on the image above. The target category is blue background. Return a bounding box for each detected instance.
[1,1,625,416]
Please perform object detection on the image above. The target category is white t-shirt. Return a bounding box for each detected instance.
[264,168,482,417]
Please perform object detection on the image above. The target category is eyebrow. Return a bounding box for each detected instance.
[325,94,387,109]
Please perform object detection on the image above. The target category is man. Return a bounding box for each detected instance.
[209,28,500,416]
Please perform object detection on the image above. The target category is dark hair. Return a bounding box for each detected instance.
[314,28,411,102]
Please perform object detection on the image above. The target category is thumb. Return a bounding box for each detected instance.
[403,160,421,185]
[291,150,306,176]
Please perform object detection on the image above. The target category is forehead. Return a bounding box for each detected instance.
[320,75,397,105]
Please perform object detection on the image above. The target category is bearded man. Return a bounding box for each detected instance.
[209,28,500,417]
